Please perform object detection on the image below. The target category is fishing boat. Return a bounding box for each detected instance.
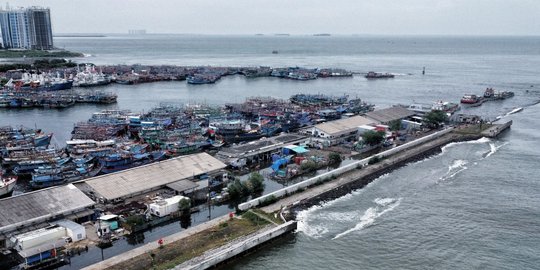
[29,163,101,189]
[186,74,220,84]
[72,64,112,87]
[99,150,166,174]
[460,94,484,106]
[12,156,71,176]
[365,71,395,79]
[0,173,17,197]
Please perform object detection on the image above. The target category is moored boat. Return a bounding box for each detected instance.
[365,71,395,79]
[0,173,17,197]
[460,94,484,106]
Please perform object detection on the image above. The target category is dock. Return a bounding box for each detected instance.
[482,120,512,138]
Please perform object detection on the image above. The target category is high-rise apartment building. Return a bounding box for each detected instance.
[0,6,54,50]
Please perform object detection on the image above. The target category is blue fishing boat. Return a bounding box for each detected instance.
[34,133,53,148]
[12,157,71,176]
[99,150,166,174]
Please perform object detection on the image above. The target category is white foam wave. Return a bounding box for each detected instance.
[449,159,468,171]
[483,142,508,159]
[296,205,328,238]
[83,53,93,57]
[333,198,401,239]
[507,107,523,116]
[439,159,468,181]
[374,197,397,206]
[441,137,491,153]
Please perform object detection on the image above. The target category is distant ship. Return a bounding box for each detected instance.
[313,33,331,36]
[365,71,395,79]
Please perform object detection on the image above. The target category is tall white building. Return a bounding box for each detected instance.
[0,6,53,50]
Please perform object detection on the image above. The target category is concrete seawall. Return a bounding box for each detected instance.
[240,127,455,211]
[259,130,484,216]
[174,221,297,270]
[85,125,498,269]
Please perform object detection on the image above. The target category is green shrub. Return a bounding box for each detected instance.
[368,156,381,165]
[328,152,342,164]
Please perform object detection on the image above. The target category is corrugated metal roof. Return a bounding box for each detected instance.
[315,115,375,136]
[166,180,198,193]
[0,184,95,234]
[365,107,416,124]
[83,153,226,201]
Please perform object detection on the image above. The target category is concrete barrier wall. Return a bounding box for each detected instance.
[176,221,297,270]
[239,127,454,211]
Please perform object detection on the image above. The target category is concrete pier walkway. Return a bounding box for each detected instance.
[82,215,231,270]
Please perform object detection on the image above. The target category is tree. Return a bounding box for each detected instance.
[389,120,402,132]
[423,110,448,128]
[361,130,386,146]
[328,152,342,164]
[300,160,318,172]
[247,172,265,194]
[227,179,250,210]
[178,198,191,215]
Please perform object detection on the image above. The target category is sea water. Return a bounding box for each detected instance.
[1,35,539,269]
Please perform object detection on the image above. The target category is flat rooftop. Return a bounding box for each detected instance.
[365,107,415,123]
[217,133,307,158]
[314,115,375,136]
[0,184,95,236]
[80,152,226,201]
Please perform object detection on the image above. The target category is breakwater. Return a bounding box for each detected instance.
[239,127,456,211]
[174,221,297,270]
[77,123,507,270]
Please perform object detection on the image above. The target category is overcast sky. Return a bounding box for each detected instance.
[6,0,540,35]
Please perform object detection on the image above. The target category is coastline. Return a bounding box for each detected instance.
[87,127,493,270]
[0,49,84,59]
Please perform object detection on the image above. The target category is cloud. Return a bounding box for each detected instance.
[6,0,540,35]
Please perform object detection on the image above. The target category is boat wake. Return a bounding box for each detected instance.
[332,197,401,240]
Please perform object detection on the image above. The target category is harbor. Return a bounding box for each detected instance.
[0,54,525,269]
[0,80,519,269]
[0,32,537,270]
[80,119,512,270]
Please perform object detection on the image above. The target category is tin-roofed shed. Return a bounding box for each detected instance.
[78,152,226,202]
[0,184,95,244]
[365,107,416,124]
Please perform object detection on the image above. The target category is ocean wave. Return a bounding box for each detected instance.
[483,142,507,159]
[439,159,468,181]
[441,137,491,153]
[333,197,401,239]
[296,173,394,238]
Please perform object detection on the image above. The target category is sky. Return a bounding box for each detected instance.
[4,0,540,35]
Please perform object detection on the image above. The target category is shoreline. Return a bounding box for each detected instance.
[286,133,483,217]
[89,129,491,270]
